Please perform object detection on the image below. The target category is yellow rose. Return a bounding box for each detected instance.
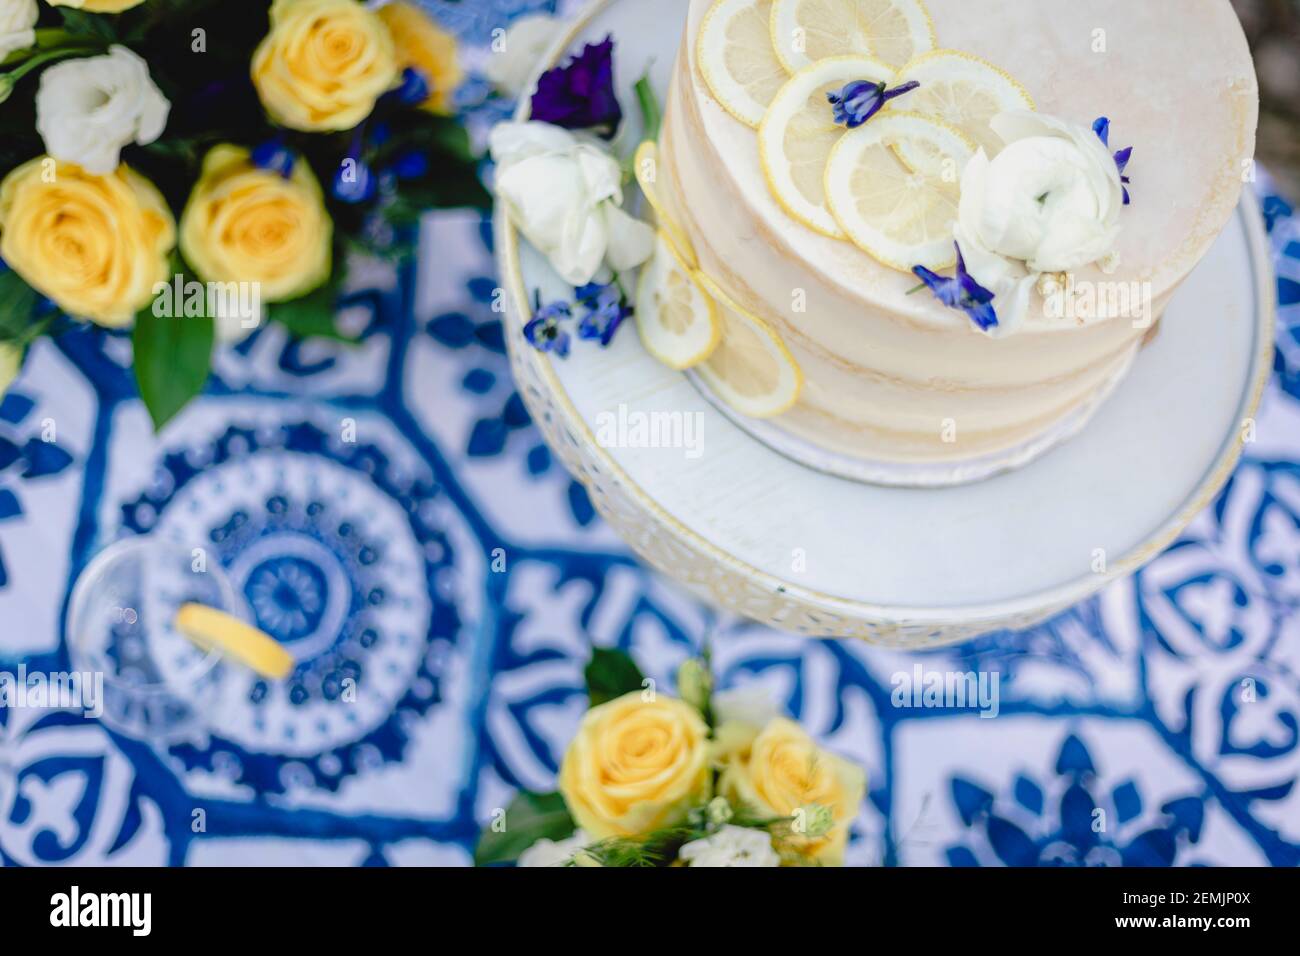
[377,1,463,116]
[252,0,399,132]
[717,718,866,866]
[559,692,710,840]
[0,344,21,399]
[0,159,175,327]
[179,145,332,303]
[44,0,148,12]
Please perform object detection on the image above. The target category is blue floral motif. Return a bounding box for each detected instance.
[945,734,1206,867]
[2,2,1299,868]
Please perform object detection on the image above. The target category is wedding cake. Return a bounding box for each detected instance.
[634,0,1259,469]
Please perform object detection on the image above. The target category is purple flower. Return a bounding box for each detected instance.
[251,138,295,178]
[574,282,631,346]
[1092,117,1133,206]
[913,243,998,331]
[530,36,622,138]
[828,79,920,129]
[523,297,573,357]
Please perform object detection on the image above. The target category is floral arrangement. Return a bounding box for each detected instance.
[0,0,487,426]
[489,36,655,360]
[474,647,867,867]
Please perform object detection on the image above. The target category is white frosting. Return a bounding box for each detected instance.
[661,0,1258,464]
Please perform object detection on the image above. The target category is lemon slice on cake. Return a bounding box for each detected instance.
[771,0,936,72]
[759,54,895,238]
[824,111,974,271]
[693,272,802,418]
[636,231,720,369]
[698,0,789,128]
[893,50,1034,166]
[633,140,697,267]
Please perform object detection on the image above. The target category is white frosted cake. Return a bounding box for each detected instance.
[636,0,1259,470]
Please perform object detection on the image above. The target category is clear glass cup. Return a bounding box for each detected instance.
[66,536,236,741]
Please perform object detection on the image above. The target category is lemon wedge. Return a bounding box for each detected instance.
[698,0,789,128]
[693,271,803,418]
[758,54,895,237]
[824,110,974,271]
[174,603,295,680]
[894,50,1034,164]
[771,0,936,72]
[636,231,720,370]
[633,139,697,267]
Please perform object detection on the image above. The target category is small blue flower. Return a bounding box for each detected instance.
[828,79,920,128]
[251,137,295,178]
[391,149,429,180]
[333,160,376,203]
[913,243,998,331]
[1092,117,1133,206]
[523,297,573,357]
[392,67,431,108]
[332,131,376,204]
[530,35,622,138]
[574,282,631,347]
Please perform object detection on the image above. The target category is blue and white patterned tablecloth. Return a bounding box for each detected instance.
[2,2,1299,868]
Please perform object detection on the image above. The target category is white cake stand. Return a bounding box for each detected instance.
[497,0,1276,647]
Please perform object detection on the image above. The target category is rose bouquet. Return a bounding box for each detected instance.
[475,647,867,867]
[0,0,487,426]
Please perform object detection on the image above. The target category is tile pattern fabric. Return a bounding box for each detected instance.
[1,2,1298,867]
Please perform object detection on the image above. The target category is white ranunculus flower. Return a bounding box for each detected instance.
[679,826,781,867]
[484,14,562,98]
[490,120,654,287]
[36,45,171,175]
[955,110,1124,332]
[0,0,36,62]
[517,829,592,867]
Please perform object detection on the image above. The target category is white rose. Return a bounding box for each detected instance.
[0,342,21,399]
[955,110,1124,332]
[517,829,593,867]
[484,14,562,98]
[679,825,780,867]
[490,120,654,286]
[0,0,36,62]
[36,45,171,175]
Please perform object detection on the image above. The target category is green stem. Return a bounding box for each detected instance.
[634,71,661,143]
[0,46,101,100]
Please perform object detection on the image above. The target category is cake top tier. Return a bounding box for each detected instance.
[684,0,1258,332]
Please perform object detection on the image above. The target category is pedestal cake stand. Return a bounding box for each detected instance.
[496,0,1276,648]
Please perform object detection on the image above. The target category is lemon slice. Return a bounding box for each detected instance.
[758,54,895,238]
[698,0,789,128]
[894,50,1035,166]
[174,603,295,680]
[636,232,720,369]
[771,0,936,72]
[633,140,697,267]
[824,111,974,271]
[693,271,802,418]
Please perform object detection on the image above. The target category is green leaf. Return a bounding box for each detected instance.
[0,269,38,343]
[132,303,214,431]
[584,648,646,707]
[268,280,357,343]
[635,73,662,142]
[473,791,575,866]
